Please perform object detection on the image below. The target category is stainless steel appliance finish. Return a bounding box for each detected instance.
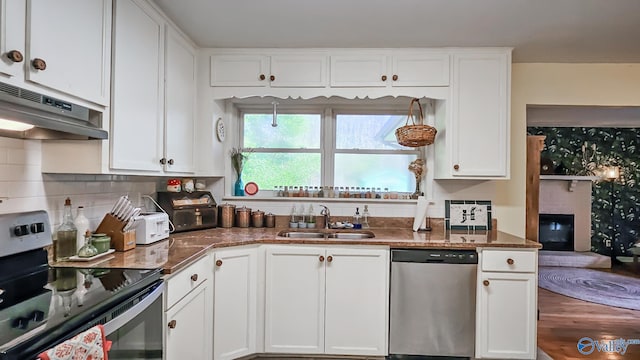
[157,191,217,232]
[389,249,478,359]
[0,82,107,140]
[0,211,163,360]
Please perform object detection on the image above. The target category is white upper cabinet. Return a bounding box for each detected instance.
[435,49,511,179]
[211,53,328,88]
[331,53,449,88]
[0,0,111,106]
[164,25,196,174]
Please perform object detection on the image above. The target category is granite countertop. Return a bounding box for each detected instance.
[51,227,541,274]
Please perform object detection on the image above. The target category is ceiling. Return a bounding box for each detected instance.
[152,0,640,63]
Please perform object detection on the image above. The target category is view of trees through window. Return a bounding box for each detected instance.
[241,110,420,193]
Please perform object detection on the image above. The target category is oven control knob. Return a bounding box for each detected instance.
[30,222,45,233]
[13,225,29,237]
[12,317,29,329]
[30,310,45,322]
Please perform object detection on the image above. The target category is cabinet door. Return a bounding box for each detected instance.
[213,247,257,360]
[330,55,388,87]
[450,52,509,177]
[165,281,213,360]
[0,0,25,78]
[391,53,450,87]
[164,26,195,174]
[270,55,327,87]
[324,248,389,356]
[264,246,325,354]
[27,0,111,105]
[111,0,164,172]
[476,272,537,359]
[210,55,269,87]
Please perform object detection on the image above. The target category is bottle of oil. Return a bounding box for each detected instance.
[54,197,77,261]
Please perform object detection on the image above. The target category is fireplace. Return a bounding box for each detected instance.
[539,213,575,251]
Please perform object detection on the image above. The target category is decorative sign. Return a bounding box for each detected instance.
[445,200,492,230]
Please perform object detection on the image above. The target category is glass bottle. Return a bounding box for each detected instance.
[55,198,77,261]
[77,230,98,258]
[362,205,371,229]
[74,206,90,253]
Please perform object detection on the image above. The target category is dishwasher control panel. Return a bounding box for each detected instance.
[391,249,478,264]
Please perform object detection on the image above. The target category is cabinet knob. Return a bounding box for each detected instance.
[270,75,275,82]
[483,280,490,286]
[259,74,266,81]
[6,50,23,63]
[216,259,223,267]
[381,75,387,81]
[507,258,515,265]
[190,274,198,282]
[392,74,398,81]
[168,320,177,329]
[159,158,167,165]
[327,255,333,263]
[31,58,47,71]
[453,164,460,171]
[168,159,174,165]
[319,255,325,262]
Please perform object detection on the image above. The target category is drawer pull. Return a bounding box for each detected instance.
[159,158,167,165]
[259,74,266,80]
[483,280,490,286]
[392,74,398,81]
[32,58,47,71]
[453,164,460,171]
[507,258,515,265]
[319,255,325,262]
[7,50,23,63]
[190,274,198,282]
[327,255,333,263]
[216,259,223,267]
[168,320,177,329]
[270,75,275,81]
[381,75,387,81]
[168,159,174,165]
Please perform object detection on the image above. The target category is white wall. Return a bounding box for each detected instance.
[0,137,157,229]
[496,63,640,238]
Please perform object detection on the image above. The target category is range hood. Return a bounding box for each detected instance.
[0,82,107,140]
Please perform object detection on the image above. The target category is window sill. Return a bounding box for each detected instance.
[222,196,417,204]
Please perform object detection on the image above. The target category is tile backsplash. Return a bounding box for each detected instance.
[0,138,157,230]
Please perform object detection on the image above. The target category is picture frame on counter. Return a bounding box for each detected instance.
[445,200,492,230]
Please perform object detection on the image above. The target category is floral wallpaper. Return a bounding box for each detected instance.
[528,127,640,257]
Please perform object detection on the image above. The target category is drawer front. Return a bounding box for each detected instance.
[481,250,536,273]
[166,254,211,309]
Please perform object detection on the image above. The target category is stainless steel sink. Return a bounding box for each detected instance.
[276,230,375,239]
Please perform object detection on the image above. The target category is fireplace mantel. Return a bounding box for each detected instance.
[540,175,600,192]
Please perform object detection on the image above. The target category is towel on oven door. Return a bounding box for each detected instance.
[37,324,112,360]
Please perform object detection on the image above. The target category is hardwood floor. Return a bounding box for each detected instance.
[538,264,640,359]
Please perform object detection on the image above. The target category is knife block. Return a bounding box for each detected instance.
[95,213,136,252]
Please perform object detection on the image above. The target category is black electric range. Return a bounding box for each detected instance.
[0,210,162,359]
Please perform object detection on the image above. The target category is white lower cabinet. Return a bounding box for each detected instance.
[476,249,538,359]
[164,254,213,360]
[264,245,389,356]
[213,247,258,360]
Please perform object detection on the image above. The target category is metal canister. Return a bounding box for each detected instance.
[218,203,236,228]
[235,206,251,228]
[265,213,276,228]
[251,210,265,228]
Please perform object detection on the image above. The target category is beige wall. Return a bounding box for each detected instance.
[496,63,640,238]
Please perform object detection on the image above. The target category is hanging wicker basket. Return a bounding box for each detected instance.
[395,98,437,147]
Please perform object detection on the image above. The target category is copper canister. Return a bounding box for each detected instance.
[252,210,265,228]
[219,203,236,228]
[235,206,251,228]
[265,213,276,228]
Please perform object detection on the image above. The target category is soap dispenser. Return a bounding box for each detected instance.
[353,207,362,229]
[362,205,370,229]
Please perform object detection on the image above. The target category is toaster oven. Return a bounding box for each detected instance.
[156,191,217,232]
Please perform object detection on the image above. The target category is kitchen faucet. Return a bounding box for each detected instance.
[319,205,331,229]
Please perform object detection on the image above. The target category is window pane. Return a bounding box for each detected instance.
[242,153,321,190]
[244,114,321,148]
[336,114,406,150]
[334,154,418,192]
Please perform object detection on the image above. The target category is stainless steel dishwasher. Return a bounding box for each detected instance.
[389,249,478,359]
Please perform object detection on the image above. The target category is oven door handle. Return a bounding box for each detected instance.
[103,281,164,336]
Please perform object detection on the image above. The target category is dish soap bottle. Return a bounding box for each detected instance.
[353,207,362,229]
[55,198,77,261]
[362,205,370,229]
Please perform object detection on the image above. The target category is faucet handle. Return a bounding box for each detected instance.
[319,205,330,215]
